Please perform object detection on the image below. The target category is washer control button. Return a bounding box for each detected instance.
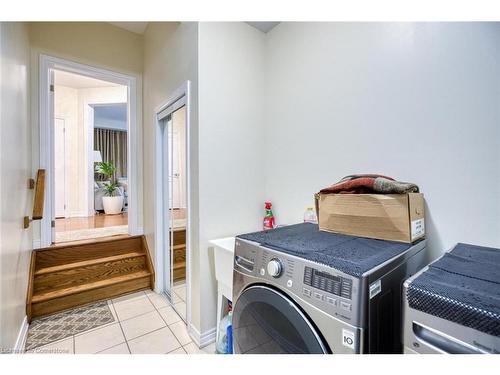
[267,258,283,278]
[259,268,265,276]
[303,288,311,297]
[286,279,293,288]
[340,301,351,311]
[326,297,337,306]
[314,292,323,301]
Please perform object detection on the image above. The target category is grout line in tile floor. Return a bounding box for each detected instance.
[96,341,126,354]
[117,290,186,353]
[110,298,132,354]
[147,286,185,324]
[148,287,193,352]
[112,291,178,353]
[143,289,187,351]
[170,284,187,322]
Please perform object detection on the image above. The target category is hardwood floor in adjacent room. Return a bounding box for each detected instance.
[54,209,186,243]
[55,209,186,233]
[55,213,128,232]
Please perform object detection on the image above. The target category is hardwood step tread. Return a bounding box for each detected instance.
[172,261,186,270]
[32,270,151,303]
[39,234,143,251]
[35,252,146,275]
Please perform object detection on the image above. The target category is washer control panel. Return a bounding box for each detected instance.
[303,267,352,300]
[234,238,361,325]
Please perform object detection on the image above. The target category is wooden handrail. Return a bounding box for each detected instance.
[32,169,45,220]
[24,169,46,229]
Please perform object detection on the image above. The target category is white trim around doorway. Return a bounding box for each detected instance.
[38,54,141,248]
[154,81,192,332]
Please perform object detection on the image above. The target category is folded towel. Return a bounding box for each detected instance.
[319,174,419,194]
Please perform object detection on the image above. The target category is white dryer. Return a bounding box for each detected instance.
[403,243,500,354]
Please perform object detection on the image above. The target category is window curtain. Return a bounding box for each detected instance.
[94,128,127,181]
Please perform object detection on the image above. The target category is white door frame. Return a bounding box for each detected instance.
[54,117,69,218]
[86,104,95,216]
[38,54,140,247]
[154,81,192,328]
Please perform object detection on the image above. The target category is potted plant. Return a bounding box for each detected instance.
[95,161,123,215]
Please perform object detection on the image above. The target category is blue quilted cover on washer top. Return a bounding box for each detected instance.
[237,223,416,277]
[407,243,500,337]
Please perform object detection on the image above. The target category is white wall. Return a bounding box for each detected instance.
[142,21,266,341]
[264,23,500,260]
[198,22,266,332]
[142,22,201,329]
[0,22,31,350]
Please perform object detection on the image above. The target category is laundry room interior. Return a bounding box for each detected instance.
[207,21,499,355]
[1,2,500,370]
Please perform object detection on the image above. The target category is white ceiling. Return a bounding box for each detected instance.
[110,22,278,35]
[108,22,149,34]
[246,22,280,33]
[54,70,120,89]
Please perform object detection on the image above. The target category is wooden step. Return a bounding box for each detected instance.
[171,228,186,246]
[32,270,151,304]
[34,235,144,269]
[31,272,151,319]
[33,254,147,294]
[26,235,155,321]
[35,251,145,275]
[172,261,186,271]
[173,261,186,282]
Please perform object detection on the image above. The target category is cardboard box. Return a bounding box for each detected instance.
[315,193,425,243]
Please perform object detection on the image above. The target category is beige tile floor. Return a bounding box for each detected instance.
[172,282,187,321]
[27,290,216,355]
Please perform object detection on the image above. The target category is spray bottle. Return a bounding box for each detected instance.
[263,201,275,230]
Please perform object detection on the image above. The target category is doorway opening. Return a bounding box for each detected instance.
[52,70,128,243]
[155,82,191,326]
[39,55,139,247]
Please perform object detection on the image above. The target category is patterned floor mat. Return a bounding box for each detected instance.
[25,301,115,351]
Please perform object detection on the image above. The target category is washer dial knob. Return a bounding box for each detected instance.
[267,259,283,278]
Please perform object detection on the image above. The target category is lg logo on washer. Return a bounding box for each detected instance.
[342,329,356,350]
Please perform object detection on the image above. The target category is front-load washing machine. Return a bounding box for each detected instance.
[232,223,427,354]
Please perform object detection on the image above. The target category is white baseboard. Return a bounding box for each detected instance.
[14,316,29,353]
[188,324,216,348]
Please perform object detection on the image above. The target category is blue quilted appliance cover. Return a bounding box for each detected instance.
[237,223,416,278]
[407,243,500,337]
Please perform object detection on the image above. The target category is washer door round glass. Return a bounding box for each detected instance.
[232,285,328,354]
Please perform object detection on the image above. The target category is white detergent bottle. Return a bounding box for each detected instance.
[303,206,317,224]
